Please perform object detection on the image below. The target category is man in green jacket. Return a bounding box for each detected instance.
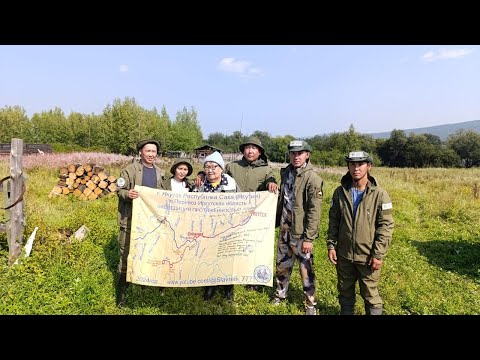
[327,151,394,315]
[115,139,166,307]
[226,136,278,291]
[225,136,278,193]
[272,140,323,315]
[195,136,278,291]
[196,136,278,193]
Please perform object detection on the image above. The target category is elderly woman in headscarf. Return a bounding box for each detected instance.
[197,151,241,301]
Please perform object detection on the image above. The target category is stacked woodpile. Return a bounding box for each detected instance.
[49,163,118,200]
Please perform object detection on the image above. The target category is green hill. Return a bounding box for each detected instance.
[370,120,480,140]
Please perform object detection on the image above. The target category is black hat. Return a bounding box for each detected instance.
[239,136,265,154]
[170,160,193,177]
[136,139,160,152]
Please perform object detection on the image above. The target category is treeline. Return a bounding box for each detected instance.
[1,98,479,167]
[0,97,203,156]
[208,125,480,168]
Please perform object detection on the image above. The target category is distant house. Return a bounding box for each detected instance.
[194,145,223,159]
[165,150,186,158]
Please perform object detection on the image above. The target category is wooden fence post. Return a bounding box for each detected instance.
[7,138,25,266]
[1,182,7,232]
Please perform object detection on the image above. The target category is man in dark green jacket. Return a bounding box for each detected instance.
[227,136,278,291]
[327,151,394,315]
[196,136,278,193]
[115,139,166,307]
[272,140,323,315]
[225,136,278,193]
[195,136,278,291]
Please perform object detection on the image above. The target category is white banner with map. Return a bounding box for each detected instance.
[127,186,277,287]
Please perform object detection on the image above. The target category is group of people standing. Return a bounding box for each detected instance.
[115,137,394,315]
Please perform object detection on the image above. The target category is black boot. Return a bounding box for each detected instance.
[116,273,129,307]
[222,285,234,301]
[203,286,216,300]
[365,304,383,315]
[339,297,355,315]
[340,305,355,315]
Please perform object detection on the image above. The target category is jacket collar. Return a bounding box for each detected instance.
[340,172,378,192]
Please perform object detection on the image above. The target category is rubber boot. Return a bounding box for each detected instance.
[339,297,355,315]
[365,304,383,315]
[340,305,355,315]
[116,273,129,307]
[203,286,216,300]
[222,285,234,301]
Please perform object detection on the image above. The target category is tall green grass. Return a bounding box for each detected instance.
[1,158,479,314]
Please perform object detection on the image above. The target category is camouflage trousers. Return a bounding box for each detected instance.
[274,229,316,307]
[336,258,383,308]
[117,227,131,275]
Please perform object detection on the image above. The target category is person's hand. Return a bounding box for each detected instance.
[267,182,278,193]
[302,241,313,255]
[368,257,382,271]
[195,172,205,187]
[328,249,337,265]
[128,189,139,199]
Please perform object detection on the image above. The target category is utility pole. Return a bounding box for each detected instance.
[240,112,243,135]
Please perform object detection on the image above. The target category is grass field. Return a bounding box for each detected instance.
[1,153,479,315]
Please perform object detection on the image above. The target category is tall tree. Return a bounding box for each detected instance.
[345,124,362,151]
[30,107,68,144]
[207,132,227,151]
[169,106,203,152]
[377,129,408,167]
[270,135,295,163]
[101,97,144,155]
[251,131,274,159]
[448,130,480,167]
[0,106,31,142]
[225,131,244,153]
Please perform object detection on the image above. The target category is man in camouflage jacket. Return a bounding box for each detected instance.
[273,140,323,315]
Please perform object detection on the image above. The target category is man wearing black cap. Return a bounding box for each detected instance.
[115,138,166,307]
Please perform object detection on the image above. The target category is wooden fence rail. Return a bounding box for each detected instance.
[0,143,52,155]
[1,138,26,265]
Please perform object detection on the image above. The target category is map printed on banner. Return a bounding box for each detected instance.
[126,186,277,288]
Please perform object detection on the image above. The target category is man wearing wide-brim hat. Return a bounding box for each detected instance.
[115,138,166,307]
[195,136,278,292]
[232,136,278,193]
[196,136,278,193]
